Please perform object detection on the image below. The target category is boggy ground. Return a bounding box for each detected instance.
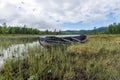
[0,34,120,80]
[0,34,38,48]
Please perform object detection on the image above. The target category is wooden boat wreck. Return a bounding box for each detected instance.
[38,35,87,47]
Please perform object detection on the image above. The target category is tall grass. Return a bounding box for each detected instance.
[0,34,120,80]
[0,35,38,48]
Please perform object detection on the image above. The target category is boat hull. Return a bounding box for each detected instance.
[38,35,87,47]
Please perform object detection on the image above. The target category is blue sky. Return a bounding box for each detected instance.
[62,19,117,30]
[62,21,107,30]
[0,0,120,30]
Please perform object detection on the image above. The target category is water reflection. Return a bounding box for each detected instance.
[0,35,79,67]
[0,41,39,67]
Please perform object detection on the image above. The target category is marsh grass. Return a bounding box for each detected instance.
[0,34,120,80]
[0,35,38,48]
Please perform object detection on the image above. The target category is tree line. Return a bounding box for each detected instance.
[90,22,120,34]
[0,23,61,35]
[1,22,120,35]
[105,23,120,34]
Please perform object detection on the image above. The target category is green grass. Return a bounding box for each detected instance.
[0,34,120,80]
[0,34,38,48]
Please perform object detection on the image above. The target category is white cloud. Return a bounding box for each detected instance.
[0,0,120,30]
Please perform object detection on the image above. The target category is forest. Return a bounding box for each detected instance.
[0,22,120,35]
[105,23,120,34]
[0,23,61,35]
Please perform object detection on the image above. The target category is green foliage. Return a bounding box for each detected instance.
[0,23,61,35]
[0,26,41,34]
[105,23,120,34]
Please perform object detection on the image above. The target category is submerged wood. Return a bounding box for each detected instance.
[38,35,87,47]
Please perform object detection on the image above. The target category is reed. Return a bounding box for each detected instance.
[0,34,120,80]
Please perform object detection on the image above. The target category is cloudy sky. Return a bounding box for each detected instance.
[0,0,120,30]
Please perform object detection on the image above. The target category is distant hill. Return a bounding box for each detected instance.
[62,27,107,35]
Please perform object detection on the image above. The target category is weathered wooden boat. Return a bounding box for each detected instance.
[38,35,87,47]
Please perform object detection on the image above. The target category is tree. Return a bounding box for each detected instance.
[0,24,62,35]
[93,27,97,34]
[106,23,120,34]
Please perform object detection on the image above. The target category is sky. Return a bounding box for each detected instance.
[0,0,120,31]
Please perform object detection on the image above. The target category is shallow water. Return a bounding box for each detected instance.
[0,35,79,67]
[0,41,39,67]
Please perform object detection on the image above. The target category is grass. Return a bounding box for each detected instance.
[0,34,120,80]
[0,34,38,48]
